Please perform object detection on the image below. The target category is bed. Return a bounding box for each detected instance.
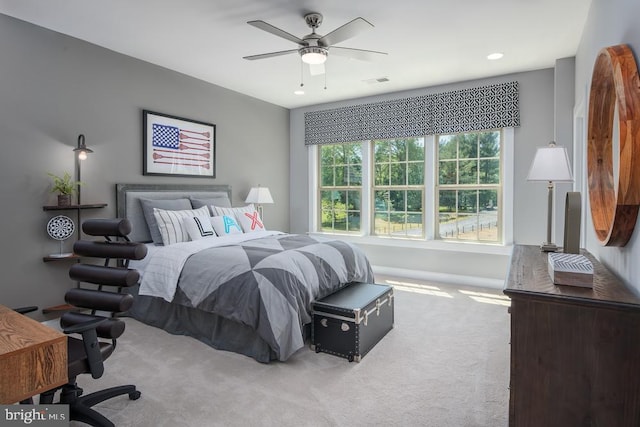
[116,183,374,363]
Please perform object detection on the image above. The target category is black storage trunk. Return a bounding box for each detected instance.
[311,282,394,362]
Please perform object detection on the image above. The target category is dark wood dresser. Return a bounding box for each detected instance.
[504,245,640,427]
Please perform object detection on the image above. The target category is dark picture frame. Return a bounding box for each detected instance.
[143,110,216,178]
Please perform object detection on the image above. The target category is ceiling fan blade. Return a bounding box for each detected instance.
[318,17,373,47]
[330,46,388,61]
[309,63,325,76]
[243,49,298,61]
[247,20,304,45]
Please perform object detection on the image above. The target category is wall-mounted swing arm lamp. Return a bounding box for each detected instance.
[527,141,574,252]
[72,134,93,204]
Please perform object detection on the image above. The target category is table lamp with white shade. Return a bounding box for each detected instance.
[245,185,274,220]
[527,141,574,252]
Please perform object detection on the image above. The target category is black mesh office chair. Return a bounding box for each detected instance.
[39,218,147,427]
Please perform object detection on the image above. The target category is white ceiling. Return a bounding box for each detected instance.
[0,0,592,109]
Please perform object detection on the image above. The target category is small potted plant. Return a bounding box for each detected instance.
[48,172,83,206]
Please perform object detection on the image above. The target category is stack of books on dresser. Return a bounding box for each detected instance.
[547,252,594,288]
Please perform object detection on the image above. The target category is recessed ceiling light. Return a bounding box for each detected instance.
[294,89,305,95]
[487,52,504,60]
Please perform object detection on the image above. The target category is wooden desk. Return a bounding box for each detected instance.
[504,245,640,427]
[0,304,67,404]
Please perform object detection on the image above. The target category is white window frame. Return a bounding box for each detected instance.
[308,127,514,249]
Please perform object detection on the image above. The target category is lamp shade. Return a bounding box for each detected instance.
[245,187,274,204]
[527,142,574,182]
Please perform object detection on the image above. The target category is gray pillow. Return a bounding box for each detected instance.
[139,198,192,244]
[190,197,232,215]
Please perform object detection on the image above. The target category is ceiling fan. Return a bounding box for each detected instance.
[243,12,387,75]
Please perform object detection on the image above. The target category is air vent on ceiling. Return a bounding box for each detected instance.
[363,77,390,84]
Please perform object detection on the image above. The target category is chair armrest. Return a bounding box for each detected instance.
[63,318,106,335]
[14,306,38,315]
[64,318,108,379]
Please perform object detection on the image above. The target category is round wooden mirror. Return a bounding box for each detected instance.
[587,44,640,246]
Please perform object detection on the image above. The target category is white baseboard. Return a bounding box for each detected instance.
[372,265,505,290]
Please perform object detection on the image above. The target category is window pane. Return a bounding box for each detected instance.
[347,190,361,210]
[320,191,333,205]
[321,166,334,186]
[459,160,478,184]
[459,136,478,158]
[439,190,456,213]
[347,213,361,232]
[456,214,476,240]
[479,131,500,157]
[391,140,407,161]
[407,162,424,185]
[479,189,499,241]
[458,190,478,213]
[439,135,457,160]
[374,212,390,234]
[389,190,406,212]
[390,163,406,186]
[406,190,422,212]
[407,138,425,161]
[335,166,346,186]
[479,159,500,184]
[439,161,457,185]
[349,165,362,185]
[374,190,390,212]
[374,141,391,162]
[375,163,389,186]
[389,212,407,236]
[407,213,423,236]
[346,144,362,164]
[320,145,334,166]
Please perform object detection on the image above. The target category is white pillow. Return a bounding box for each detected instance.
[183,215,216,241]
[211,204,255,221]
[210,215,243,236]
[237,209,266,233]
[153,206,209,245]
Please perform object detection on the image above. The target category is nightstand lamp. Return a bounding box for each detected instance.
[245,186,274,220]
[527,141,574,252]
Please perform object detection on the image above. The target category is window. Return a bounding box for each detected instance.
[318,142,362,233]
[372,138,425,237]
[437,130,502,242]
[312,129,507,244]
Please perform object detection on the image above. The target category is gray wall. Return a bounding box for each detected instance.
[0,15,289,314]
[290,69,559,283]
[574,0,640,294]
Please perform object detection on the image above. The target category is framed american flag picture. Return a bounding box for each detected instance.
[143,110,216,178]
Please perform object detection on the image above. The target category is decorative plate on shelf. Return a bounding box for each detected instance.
[47,215,75,257]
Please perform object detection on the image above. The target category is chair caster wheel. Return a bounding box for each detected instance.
[129,391,141,400]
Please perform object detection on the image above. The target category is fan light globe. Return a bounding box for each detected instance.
[300,47,328,64]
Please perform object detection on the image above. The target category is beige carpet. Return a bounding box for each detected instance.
[70,277,510,426]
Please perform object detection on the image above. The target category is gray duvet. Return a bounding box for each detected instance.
[169,234,373,361]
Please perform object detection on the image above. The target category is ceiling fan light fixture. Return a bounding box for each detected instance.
[300,47,328,64]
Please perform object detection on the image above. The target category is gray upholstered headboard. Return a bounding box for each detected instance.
[116,183,232,242]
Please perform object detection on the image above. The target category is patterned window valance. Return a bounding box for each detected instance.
[305,81,520,145]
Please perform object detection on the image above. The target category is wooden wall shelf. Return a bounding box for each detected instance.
[43,203,107,211]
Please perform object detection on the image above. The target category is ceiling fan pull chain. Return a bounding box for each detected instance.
[324,66,327,90]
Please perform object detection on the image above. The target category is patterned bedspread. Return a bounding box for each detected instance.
[139,233,373,361]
